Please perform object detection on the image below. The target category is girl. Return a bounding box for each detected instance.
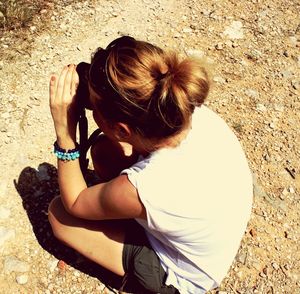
[48,36,253,293]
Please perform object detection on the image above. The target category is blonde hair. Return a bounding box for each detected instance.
[91,37,211,140]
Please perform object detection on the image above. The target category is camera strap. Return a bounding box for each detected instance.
[79,109,101,175]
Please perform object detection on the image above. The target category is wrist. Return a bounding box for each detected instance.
[56,136,77,150]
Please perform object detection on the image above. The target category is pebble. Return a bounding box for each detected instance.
[215,42,224,50]
[185,49,204,58]
[271,262,280,270]
[48,258,59,272]
[256,103,266,112]
[291,80,299,90]
[247,49,262,61]
[274,104,284,112]
[0,227,15,246]
[269,122,276,129]
[182,27,192,34]
[245,89,259,99]
[0,207,10,219]
[223,21,244,39]
[28,61,36,66]
[281,70,293,79]
[16,274,29,285]
[213,76,227,84]
[236,252,247,264]
[4,256,30,273]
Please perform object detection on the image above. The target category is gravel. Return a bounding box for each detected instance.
[0,0,299,293]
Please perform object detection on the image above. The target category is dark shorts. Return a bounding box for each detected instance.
[122,220,179,294]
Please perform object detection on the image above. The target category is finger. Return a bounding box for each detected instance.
[49,74,58,105]
[71,66,79,97]
[56,66,69,101]
[62,64,75,101]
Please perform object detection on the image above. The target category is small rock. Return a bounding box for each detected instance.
[252,261,261,271]
[281,70,293,78]
[223,21,244,39]
[247,49,262,61]
[183,27,192,33]
[4,256,30,273]
[236,252,247,264]
[186,49,204,58]
[58,260,66,271]
[213,76,226,84]
[0,227,15,246]
[40,56,47,62]
[0,207,10,219]
[269,122,276,129]
[245,89,259,99]
[291,80,299,90]
[259,272,266,278]
[249,228,257,238]
[289,36,298,46]
[283,50,289,57]
[48,258,58,272]
[271,262,280,270]
[256,103,266,112]
[288,187,295,193]
[30,26,36,32]
[274,104,284,112]
[282,188,289,196]
[215,42,224,50]
[16,274,28,285]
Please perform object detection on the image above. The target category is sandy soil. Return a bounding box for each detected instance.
[0,0,299,293]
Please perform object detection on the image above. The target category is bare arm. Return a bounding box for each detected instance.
[49,65,146,220]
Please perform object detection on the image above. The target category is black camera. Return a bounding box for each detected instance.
[75,62,101,175]
[76,62,93,110]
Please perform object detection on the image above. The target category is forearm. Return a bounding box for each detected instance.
[56,138,87,211]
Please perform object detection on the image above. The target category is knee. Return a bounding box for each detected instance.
[48,196,67,240]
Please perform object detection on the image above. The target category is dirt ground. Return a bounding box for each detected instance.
[0,0,299,293]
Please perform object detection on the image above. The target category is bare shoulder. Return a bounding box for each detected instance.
[102,175,147,220]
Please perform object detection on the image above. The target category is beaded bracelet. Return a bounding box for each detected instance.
[53,141,80,161]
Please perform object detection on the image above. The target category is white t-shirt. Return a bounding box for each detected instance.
[121,105,253,294]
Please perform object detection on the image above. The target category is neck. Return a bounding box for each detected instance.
[131,123,192,156]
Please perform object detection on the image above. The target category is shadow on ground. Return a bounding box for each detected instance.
[13,162,124,292]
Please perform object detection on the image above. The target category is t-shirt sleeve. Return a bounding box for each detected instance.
[120,155,150,188]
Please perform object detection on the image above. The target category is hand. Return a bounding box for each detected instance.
[49,64,79,146]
